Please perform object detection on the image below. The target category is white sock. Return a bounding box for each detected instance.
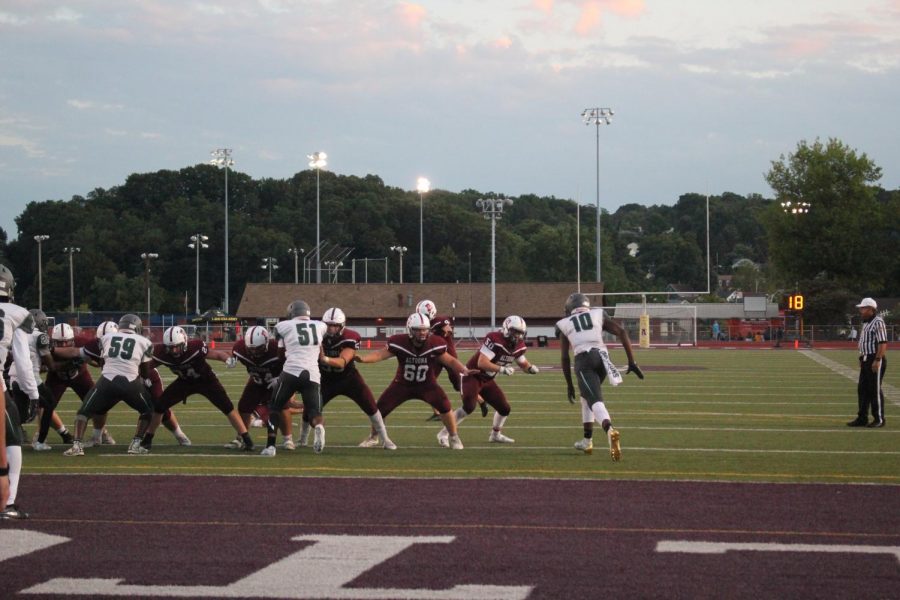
[172,426,184,437]
[56,426,68,434]
[454,407,467,426]
[92,428,103,440]
[591,401,610,424]
[7,445,22,505]
[283,433,293,443]
[492,413,508,431]
[580,398,594,423]
[368,412,387,436]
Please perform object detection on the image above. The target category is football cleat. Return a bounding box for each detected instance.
[312,425,325,454]
[127,439,149,455]
[436,429,450,448]
[383,438,398,451]
[1,504,30,520]
[574,438,593,454]
[426,413,441,422]
[608,428,621,462]
[101,429,116,445]
[448,434,464,450]
[224,437,243,449]
[358,434,380,448]
[63,442,84,457]
[176,434,192,446]
[489,431,515,444]
[32,441,53,451]
[241,438,255,452]
[260,446,276,457]
[283,438,296,451]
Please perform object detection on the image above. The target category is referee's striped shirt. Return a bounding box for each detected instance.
[858,315,887,356]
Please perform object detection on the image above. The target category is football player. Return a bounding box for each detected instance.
[137,326,252,453]
[229,325,293,450]
[356,313,476,450]
[0,265,41,519]
[8,309,53,431]
[317,307,395,450]
[63,314,156,457]
[557,293,644,461]
[261,300,327,456]
[437,315,539,446]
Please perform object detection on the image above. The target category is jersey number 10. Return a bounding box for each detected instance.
[569,312,594,332]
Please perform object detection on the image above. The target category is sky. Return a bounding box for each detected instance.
[2,0,899,238]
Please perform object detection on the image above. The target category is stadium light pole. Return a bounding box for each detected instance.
[390,245,407,284]
[582,107,613,282]
[416,177,430,284]
[307,151,328,284]
[188,234,209,315]
[261,257,278,283]
[476,197,513,329]
[33,234,49,311]
[62,246,80,313]
[140,253,159,321]
[288,247,304,284]
[210,148,234,313]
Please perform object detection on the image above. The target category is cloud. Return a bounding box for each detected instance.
[397,2,426,28]
[0,10,28,25]
[574,2,602,36]
[48,7,82,22]
[0,133,44,158]
[66,99,124,110]
[139,132,162,139]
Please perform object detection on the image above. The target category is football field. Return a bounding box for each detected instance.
[4,347,899,599]
[21,347,900,483]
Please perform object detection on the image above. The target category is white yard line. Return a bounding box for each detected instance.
[801,350,899,407]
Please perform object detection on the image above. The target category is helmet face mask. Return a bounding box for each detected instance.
[51,323,76,347]
[163,326,188,357]
[322,307,346,337]
[29,309,49,333]
[501,315,527,343]
[415,299,437,321]
[244,326,269,358]
[406,313,431,345]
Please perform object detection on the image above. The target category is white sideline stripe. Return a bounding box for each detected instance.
[656,540,900,564]
[96,445,900,456]
[802,350,900,407]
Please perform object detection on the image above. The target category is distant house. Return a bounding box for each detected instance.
[666,283,699,302]
[716,274,733,290]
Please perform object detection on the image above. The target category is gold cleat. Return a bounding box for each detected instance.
[608,428,621,462]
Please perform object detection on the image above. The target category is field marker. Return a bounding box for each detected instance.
[656,540,900,564]
[802,350,899,407]
[0,531,70,563]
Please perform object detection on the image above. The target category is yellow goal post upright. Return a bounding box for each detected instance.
[579,292,699,347]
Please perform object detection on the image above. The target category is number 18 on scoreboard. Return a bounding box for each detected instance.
[787,293,804,311]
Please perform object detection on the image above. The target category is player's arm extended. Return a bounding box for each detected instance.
[560,335,576,402]
[439,352,477,377]
[603,317,643,379]
[207,348,232,363]
[52,346,81,360]
[476,352,504,374]
[355,347,393,364]
[322,347,355,369]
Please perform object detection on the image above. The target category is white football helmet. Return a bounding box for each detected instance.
[415,299,437,321]
[501,315,527,342]
[244,326,270,357]
[163,326,189,357]
[50,323,76,347]
[96,321,119,338]
[322,307,347,334]
[407,313,431,344]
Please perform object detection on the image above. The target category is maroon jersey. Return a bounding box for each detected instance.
[387,333,447,385]
[152,339,215,381]
[80,337,104,364]
[232,338,283,387]
[431,315,457,357]
[321,328,361,382]
[467,331,527,382]
[51,336,90,381]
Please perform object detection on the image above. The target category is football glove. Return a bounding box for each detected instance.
[224,356,237,369]
[498,365,515,376]
[627,363,644,379]
[526,364,539,374]
[25,397,40,423]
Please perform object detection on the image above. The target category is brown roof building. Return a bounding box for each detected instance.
[236,282,604,326]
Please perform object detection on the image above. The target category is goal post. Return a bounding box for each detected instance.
[579,294,699,347]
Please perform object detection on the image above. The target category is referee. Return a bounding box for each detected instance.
[847,297,887,428]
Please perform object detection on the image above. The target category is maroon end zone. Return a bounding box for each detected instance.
[1,475,898,599]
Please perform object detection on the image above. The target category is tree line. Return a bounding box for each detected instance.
[1,138,897,325]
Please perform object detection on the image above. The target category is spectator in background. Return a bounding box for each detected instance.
[849,326,858,342]
[711,320,721,340]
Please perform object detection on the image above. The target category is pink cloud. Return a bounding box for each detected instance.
[605,0,645,17]
[573,0,645,36]
[397,2,426,28]
[574,2,601,36]
[534,0,554,13]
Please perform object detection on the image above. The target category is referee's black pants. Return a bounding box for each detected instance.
[857,356,886,425]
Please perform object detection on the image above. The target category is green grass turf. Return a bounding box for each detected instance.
[22,348,899,484]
